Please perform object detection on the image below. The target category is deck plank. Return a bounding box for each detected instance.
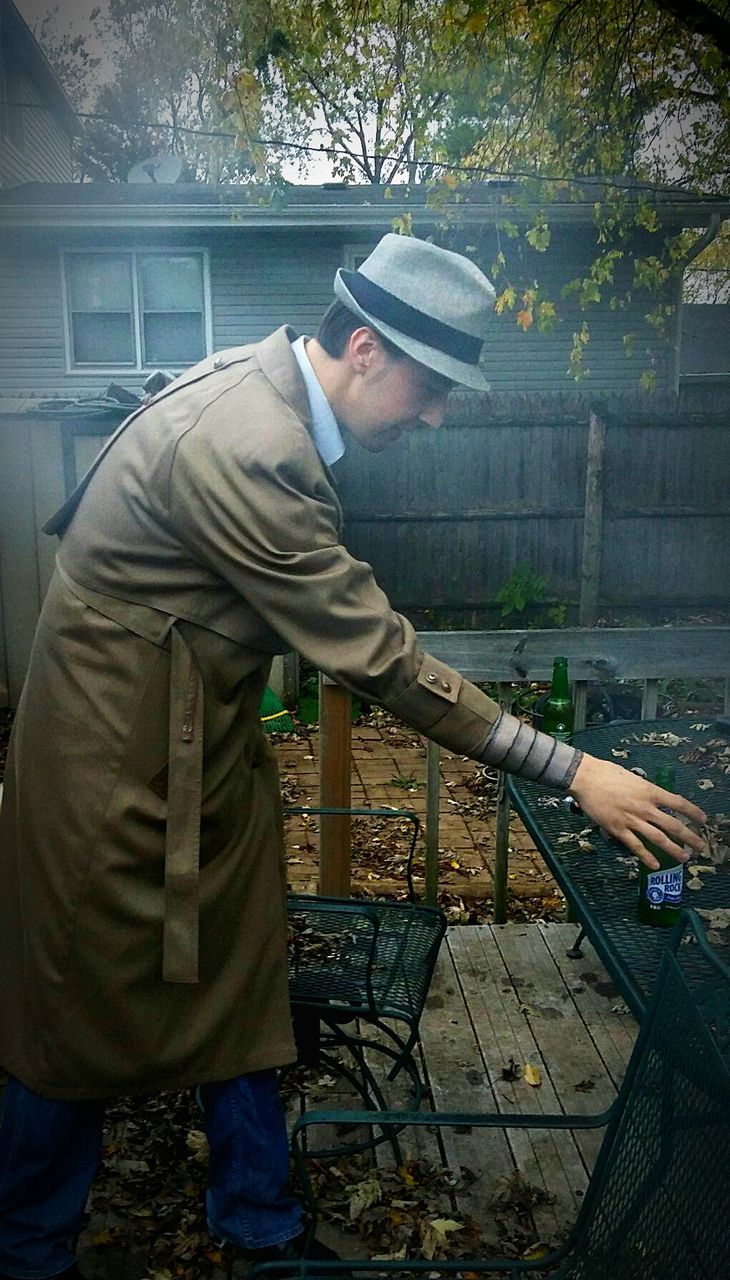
[490,924,618,1169]
[417,941,518,1239]
[540,923,637,1087]
[447,927,584,1237]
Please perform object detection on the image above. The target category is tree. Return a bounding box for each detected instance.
[34,0,258,181]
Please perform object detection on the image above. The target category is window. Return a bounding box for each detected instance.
[343,244,376,271]
[63,250,210,371]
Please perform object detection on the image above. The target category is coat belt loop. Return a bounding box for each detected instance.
[163,624,204,984]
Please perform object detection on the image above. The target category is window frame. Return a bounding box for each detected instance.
[60,246,213,375]
[343,243,376,272]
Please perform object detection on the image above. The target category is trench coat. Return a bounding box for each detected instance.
[0,327,504,1100]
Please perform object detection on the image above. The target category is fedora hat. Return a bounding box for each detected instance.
[334,233,495,390]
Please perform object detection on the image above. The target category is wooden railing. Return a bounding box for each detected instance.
[317,625,730,917]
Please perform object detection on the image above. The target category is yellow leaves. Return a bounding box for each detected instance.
[442,172,459,189]
[420,1216,465,1260]
[525,218,551,252]
[494,285,516,314]
[523,1242,550,1261]
[537,300,556,332]
[516,288,536,332]
[523,1063,542,1087]
[391,212,413,235]
[640,369,657,393]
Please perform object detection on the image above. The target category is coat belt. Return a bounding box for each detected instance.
[55,562,204,984]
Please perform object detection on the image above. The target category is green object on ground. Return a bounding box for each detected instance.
[260,686,295,733]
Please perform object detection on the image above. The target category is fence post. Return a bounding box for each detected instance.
[318,674,352,896]
[579,410,606,627]
[493,682,513,925]
[425,740,441,906]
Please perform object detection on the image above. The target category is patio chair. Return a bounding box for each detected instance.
[270,907,729,1279]
[284,806,447,1156]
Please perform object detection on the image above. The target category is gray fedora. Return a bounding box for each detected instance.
[334,233,495,390]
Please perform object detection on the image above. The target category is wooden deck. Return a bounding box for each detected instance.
[76,924,636,1278]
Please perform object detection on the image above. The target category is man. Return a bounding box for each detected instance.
[0,233,704,1280]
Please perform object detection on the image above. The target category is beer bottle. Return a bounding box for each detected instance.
[541,656,574,743]
[636,765,684,928]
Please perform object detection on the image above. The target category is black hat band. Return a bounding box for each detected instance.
[341,269,482,365]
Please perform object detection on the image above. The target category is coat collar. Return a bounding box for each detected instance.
[254,326,313,430]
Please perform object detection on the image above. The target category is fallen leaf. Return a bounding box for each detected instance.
[420,1217,464,1259]
[697,778,715,790]
[523,1063,542,1087]
[90,1229,114,1246]
[185,1130,209,1162]
[523,1242,550,1260]
[348,1176,382,1220]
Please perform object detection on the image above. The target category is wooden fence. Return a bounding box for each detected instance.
[336,386,730,624]
[1,385,728,706]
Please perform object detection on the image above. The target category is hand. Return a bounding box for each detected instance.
[570,753,707,870]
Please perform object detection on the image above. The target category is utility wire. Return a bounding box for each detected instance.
[0,97,703,195]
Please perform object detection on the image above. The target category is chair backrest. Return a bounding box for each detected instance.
[566,909,730,1279]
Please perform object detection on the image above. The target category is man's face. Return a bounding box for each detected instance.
[339,337,455,452]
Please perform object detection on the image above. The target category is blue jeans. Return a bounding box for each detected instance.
[0,1072,302,1279]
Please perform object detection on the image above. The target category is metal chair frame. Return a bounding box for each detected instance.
[265,908,729,1279]
[284,807,447,1158]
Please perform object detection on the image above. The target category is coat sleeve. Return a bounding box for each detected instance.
[166,394,503,759]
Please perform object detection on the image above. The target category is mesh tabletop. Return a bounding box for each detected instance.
[509,717,730,1025]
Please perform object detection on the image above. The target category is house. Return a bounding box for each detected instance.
[0,0,81,186]
[0,179,728,704]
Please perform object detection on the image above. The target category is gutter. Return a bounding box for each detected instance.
[0,197,729,232]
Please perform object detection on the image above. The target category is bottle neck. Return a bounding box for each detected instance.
[550,657,570,700]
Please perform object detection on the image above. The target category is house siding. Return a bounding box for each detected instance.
[0,224,677,399]
[0,65,73,186]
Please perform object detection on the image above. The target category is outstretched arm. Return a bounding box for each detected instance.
[475,709,706,871]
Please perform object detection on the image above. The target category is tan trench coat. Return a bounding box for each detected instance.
[0,327,503,1100]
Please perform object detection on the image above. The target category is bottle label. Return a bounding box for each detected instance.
[645,867,683,907]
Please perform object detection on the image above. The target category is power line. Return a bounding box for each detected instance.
[0,97,701,195]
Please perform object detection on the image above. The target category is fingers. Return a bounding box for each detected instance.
[631,817,690,864]
[645,802,704,853]
[620,830,660,871]
[655,788,707,829]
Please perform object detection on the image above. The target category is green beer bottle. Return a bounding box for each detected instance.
[637,765,684,928]
[541,656,574,743]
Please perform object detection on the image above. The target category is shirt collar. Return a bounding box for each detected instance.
[291,335,345,467]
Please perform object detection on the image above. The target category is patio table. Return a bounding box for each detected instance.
[509,716,730,1024]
